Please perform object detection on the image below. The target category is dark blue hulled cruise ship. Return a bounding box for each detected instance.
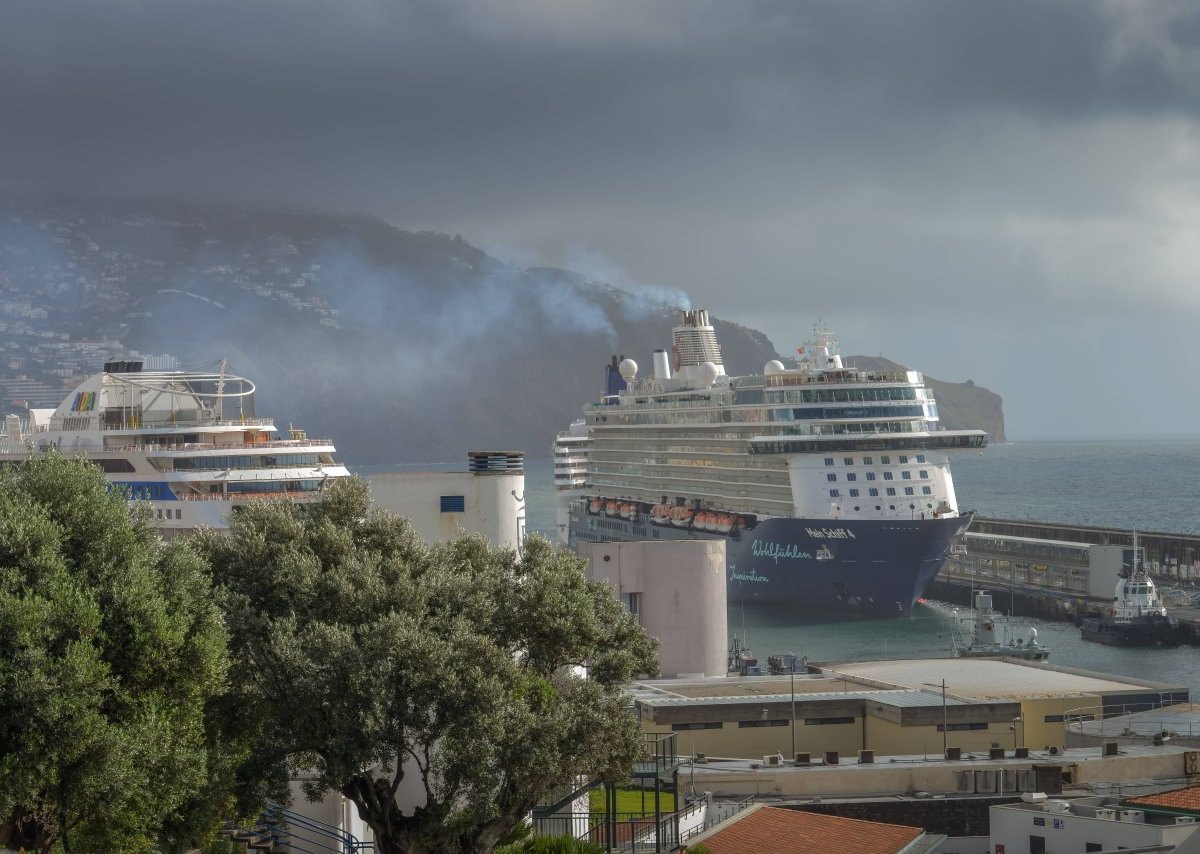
[557,309,987,617]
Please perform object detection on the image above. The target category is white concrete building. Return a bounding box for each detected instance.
[366,451,525,550]
[580,539,728,678]
[990,794,1200,854]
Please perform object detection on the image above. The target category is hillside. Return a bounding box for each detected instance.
[0,195,1004,463]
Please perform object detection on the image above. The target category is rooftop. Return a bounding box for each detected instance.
[828,658,1183,700]
[694,804,926,854]
[1127,784,1200,813]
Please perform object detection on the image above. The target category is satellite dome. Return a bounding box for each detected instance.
[764,359,785,375]
[618,358,638,382]
[696,361,719,386]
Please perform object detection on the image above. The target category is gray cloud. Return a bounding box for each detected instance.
[4,0,1200,437]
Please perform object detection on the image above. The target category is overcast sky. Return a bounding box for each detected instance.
[4,0,1200,439]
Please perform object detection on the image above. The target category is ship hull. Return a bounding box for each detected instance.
[1079,615,1180,647]
[569,508,971,617]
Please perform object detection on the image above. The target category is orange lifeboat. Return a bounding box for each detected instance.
[670,506,694,527]
[650,504,672,525]
[588,497,603,515]
[715,514,734,535]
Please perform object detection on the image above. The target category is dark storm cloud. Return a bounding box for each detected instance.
[5,1,1200,437]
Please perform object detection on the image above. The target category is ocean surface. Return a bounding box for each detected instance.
[516,438,1200,690]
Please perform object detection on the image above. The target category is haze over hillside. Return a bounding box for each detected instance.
[0,195,1005,463]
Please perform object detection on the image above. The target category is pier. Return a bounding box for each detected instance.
[934,517,1200,643]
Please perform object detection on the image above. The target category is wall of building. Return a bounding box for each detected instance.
[1015,697,1095,753]
[865,716,1014,757]
[367,468,525,550]
[989,803,1197,854]
[582,539,727,678]
[651,717,863,760]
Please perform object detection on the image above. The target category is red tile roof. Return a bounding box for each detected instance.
[1126,785,1200,812]
[698,805,925,854]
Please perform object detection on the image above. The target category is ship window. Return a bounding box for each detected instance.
[880,455,891,464]
[826,473,837,482]
[869,488,879,497]
[901,471,911,480]
[899,455,909,463]
[919,469,929,478]
[886,488,896,496]
[829,489,840,498]
[904,487,914,496]
[824,457,834,466]
[843,457,853,465]
[175,509,181,519]
[922,486,932,495]
[916,455,926,463]
[846,473,857,482]
[440,495,466,513]
[866,472,876,481]
[883,472,894,480]
[863,456,873,464]
[849,489,859,497]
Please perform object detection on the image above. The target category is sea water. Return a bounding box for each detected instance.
[518,438,1200,690]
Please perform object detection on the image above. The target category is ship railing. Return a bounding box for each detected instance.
[99,418,274,430]
[1063,698,1194,739]
[104,439,336,453]
[173,490,328,502]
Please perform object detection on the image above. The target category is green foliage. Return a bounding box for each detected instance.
[0,453,229,853]
[198,477,659,854]
[495,834,605,854]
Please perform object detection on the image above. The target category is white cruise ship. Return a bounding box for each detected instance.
[552,418,591,547]
[558,310,988,616]
[0,359,350,537]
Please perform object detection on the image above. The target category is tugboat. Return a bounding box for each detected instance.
[1080,533,1180,647]
[952,591,1049,661]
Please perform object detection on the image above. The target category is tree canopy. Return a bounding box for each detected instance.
[198,477,658,854]
[0,454,229,853]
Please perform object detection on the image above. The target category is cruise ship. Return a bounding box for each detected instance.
[557,310,988,616]
[0,359,350,537]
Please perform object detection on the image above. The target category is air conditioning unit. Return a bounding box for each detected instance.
[1043,800,1071,815]
[1094,808,1117,821]
[1119,809,1145,823]
[764,754,781,766]
[1175,816,1196,825]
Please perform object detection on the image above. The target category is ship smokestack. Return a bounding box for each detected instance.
[652,349,672,381]
[672,309,725,381]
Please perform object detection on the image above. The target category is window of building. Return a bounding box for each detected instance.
[824,457,834,466]
[880,455,891,464]
[1029,835,1046,854]
[829,489,840,498]
[1044,715,1065,723]
[440,495,466,513]
[916,454,926,463]
[901,470,911,480]
[919,469,929,478]
[843,457,854,466]
[739,719,788,728]
[937,722,988,732]
[868,488,879,497]
[849,489,859,497]
[922,486,932,495]
[899,455,909,463]
[804,717,855,725]
[883,472,894,480]
[826,473,837,482]
[863,456,873,465]
[1085,844,1102,853]
[846,473,857,482]
[904,487,914,496]
[886,488,896,496]
[671,721,723,731]
[866,472,877,481]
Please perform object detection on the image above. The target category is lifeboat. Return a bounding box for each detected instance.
[650,504,672,525]
[588,497,603,515]
[670,506,694,527]
[620,502,636,520]
[715,514,734,535]
[604,500,620,517]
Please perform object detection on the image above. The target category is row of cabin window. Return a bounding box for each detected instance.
[830,487,933,498]
[824,454,926,466]
[826,470,929,482]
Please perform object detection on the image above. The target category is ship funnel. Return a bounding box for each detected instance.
[652,349,672,381]
[672,309,725,383]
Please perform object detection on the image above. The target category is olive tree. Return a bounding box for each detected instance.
[0,454,229,853]
[198,478,657,853]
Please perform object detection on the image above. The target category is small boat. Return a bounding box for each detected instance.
[669,505,694,528]
[649,503,672,525]
[1080,533,1179,647]
[589,497,604,515]
[952,591,1050,661]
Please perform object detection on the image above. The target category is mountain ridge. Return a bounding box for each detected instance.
[0,194,1005,462]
